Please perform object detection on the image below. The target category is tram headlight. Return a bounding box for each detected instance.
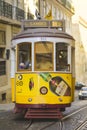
[28,98,32,102]
[18,74,23,80]
[40,86,48,95]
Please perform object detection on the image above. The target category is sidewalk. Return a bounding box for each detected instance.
[0,103,14,111]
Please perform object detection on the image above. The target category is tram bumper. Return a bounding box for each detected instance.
[24,108,63,119]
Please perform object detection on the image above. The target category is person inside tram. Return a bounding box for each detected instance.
[18,42,32,70]
[19,53,31,69]
[19,60,31,69]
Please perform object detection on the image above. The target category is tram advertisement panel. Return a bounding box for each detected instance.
[39,72,71,96]
[15,72,72,104]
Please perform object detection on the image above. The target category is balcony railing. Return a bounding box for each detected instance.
[66,1,74,13]
[16,7,25,21]
[60,0,66,5]
[0,0,12,19]
[57,0,74,13]
[0,0,25,21]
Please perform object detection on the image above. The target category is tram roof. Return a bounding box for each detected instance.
[12,28,74,41]
[12,20,75,41]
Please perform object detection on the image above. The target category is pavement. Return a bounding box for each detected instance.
[0,103,14,111]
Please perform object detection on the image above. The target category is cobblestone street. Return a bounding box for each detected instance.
[0,90,87,130]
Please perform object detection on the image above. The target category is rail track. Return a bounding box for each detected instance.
[24,105,87,130]
[74,120,87,130]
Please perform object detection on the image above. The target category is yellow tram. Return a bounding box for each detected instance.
[11,20,75,118]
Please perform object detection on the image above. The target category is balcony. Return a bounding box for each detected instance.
[0,1,12,19]
[57,0,74,13]
[15,7,25,21]
[59,0,66,5]
[66,1,74,13]
[0,0,25,25]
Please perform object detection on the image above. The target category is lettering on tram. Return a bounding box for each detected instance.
[22,20,64,31]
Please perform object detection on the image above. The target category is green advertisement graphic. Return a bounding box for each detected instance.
[39,72,71,96]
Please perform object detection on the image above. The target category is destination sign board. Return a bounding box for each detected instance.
[22,20,65,31]
[24,20,49,28]
[51,21,63,27]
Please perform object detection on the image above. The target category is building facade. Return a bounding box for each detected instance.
[26,0,74,34]
[26,0,74,35]
[72,0,87,84]
[40,0,74,35]
[0,0,26,103]
[72,17,87,84]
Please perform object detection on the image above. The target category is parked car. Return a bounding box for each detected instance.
[75,82,85,90]
[79,87,87,100]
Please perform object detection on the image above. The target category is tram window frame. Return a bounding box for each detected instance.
[34,41,54,71]
[17,42,32,71]
[56,43,70,71]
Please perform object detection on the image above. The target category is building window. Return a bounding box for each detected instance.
[85,61,87,72]
[0,30,6,76]
[2,93,6,101]
[57,8,60,19]
[0,61,6,76]
[53,6,56,19]
[0,31,6,45]
[0,48,5,58]
[43,0,46,16]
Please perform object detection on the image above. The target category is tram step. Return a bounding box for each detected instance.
[24,108,63,119]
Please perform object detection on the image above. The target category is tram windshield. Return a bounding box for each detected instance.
[17,42,32,70]
[17,42,70,72]
[56,43,70,71]
[35,42,53,71]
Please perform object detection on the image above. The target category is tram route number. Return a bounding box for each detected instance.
[41,37,46,41]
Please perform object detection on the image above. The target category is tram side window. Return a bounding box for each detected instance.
[17,43,31,70]
[35,42,53,71]
[56,43,69,71]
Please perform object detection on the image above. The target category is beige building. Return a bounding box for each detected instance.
[40,0,74,35]
[72,0,87,84]
[27,0,74,35]
[72,17,87,84]
[0,0,27,103]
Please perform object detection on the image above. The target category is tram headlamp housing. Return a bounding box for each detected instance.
[18,74,23,80]
[40,86,48,95]
[28,98,32,102]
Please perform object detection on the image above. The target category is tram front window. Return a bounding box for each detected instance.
[17,43,31,70]
[56,43,69,71]
[35,42,53,71]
